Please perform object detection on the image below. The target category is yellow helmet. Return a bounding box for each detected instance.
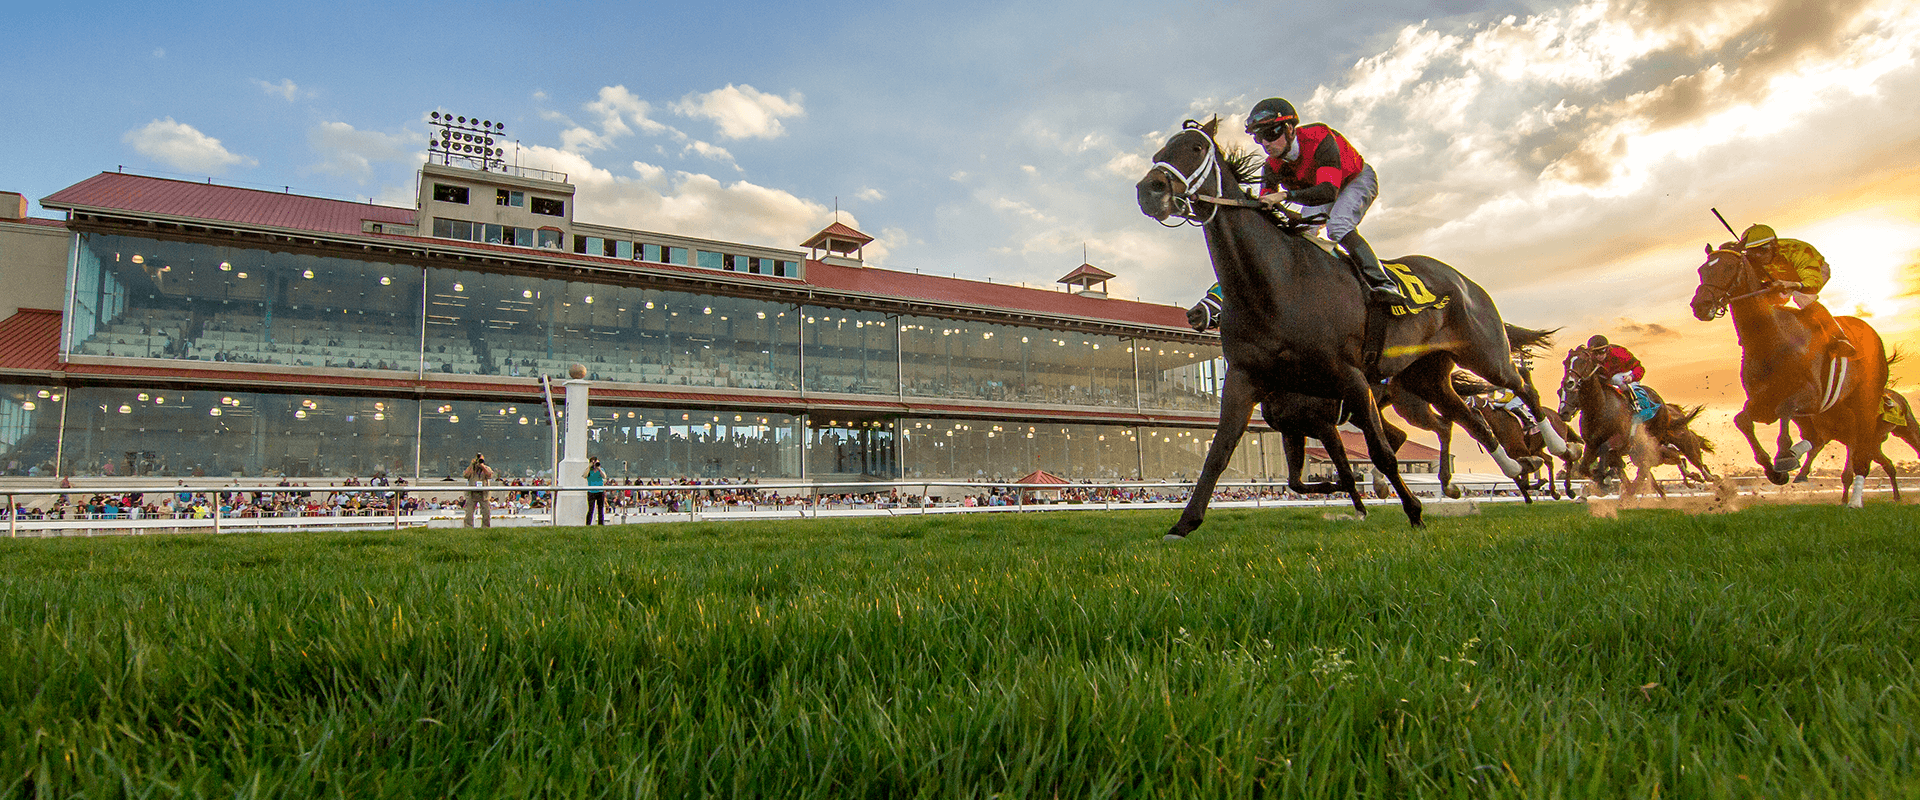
[1739,224,1777,249]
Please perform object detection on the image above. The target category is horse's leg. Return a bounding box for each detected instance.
[1164,368,1255,540]
[1467,346,1570,459]
[1771,406,1813,479]
[1734,409,1789,485]
[1346,372,1422,527]
[1314,421,1368,517]
[1282,432,1313,496]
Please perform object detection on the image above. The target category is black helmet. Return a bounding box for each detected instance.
[1587,334,1609,350]
[1246,98,1299,136]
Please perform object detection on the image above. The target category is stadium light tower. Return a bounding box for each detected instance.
[426,111,507,172]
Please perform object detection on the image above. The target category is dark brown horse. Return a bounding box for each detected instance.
[1791,389,1920,502]
[1377,328,1561,500]
[1137,119,1568,536]
[1454,376,1585,499]
[1690,245,1889,505]
[1253,390,1409,516]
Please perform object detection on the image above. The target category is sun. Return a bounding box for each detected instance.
[1786,212,1920,322]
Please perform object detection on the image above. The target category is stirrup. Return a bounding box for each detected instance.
[1366,283,1408,304]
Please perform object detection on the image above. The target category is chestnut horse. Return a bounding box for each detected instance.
[1690,246,1889,505]
[1791,389,1920,502]
[1137,119,1567,536]
[1560,346,1669,497]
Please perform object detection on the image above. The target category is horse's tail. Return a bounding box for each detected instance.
[1450,371,1496,397]
[1674,403,1706,427]
[1504,324,1558,357]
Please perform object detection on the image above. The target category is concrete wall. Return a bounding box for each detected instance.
[0,219,70,321]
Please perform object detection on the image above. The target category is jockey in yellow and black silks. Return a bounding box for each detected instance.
[1739,224,1854,357]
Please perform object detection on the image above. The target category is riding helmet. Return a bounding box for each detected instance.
[1587,334,1609,350]
[1738,224,1777,250]
[1246,98,1299,135]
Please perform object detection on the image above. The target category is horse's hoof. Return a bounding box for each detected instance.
[1765,470,1790,486]
[1791,474,1810,484]
[1162,532,1188,542]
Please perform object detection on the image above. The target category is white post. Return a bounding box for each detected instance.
[554,376,590,526]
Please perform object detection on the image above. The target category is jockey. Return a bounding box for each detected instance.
[1478,386,1541,434]
[1587,334,1647,402]
[1190,97,1406,328]
[1739,224,1854,357]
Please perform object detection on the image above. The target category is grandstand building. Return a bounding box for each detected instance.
[0,159,1439,486]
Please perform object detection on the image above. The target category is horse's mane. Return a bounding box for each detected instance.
[1673,403,1705,426]
[1191,117,1265,190]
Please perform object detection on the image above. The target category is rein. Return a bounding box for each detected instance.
[1150,122,1327,233]
[1696,249,1782,318]
[1150,124,1226,227]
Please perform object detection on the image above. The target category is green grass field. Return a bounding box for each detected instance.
[3,501,1918,798]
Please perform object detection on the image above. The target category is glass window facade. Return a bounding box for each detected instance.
[46,231,1271,483]
[900,317,1135,406]
[802,306,896,394]
[1138,345,1226,411]
[0,385,64,476]
[423,268,800,389]
[70,232,426,371]
[61,387,417,479]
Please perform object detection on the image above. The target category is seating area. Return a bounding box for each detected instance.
[72,308,190,359]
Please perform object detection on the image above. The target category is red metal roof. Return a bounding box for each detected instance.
[801,221,873,249]
[42,172,413,236]
[0,309,61,372]
[804,259,1189,329]
[1016,469,1070,485]
[1303,429,1443,462]
[1,217,66,229]
[1057,263,1116,284]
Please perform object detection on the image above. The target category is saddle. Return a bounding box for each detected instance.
[1607,383,1661,423]
[1880,394,1909,428]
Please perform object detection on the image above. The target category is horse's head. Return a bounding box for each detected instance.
[1136,118,1225,223]
[1557,346,1603,416]
[1690,245,1761,321]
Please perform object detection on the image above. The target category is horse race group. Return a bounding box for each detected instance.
[1136,98,1920,540]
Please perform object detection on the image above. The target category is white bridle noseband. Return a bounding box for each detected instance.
[1150,124,1226,227]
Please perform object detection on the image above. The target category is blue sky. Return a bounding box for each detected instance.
[7,0,1920,470]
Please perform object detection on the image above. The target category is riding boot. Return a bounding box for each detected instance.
[1339,230,1408,305]
[1814,306,1855,358]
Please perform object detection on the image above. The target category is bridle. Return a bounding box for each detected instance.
[1149,120,1330,231]
[1694,247,1781,319]
[1559,348,1605,411]
[1149,122,1229,227]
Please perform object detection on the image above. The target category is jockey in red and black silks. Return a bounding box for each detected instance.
[1258,122,1367,212]
[1188,98,1406,330]
[1587,335,1645,390]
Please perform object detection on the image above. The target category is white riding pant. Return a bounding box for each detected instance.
[1297,164,1378,243]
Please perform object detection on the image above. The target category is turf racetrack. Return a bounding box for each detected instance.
[3,502,1917,798]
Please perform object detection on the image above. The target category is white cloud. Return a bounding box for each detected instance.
[522,149,843,257]
[672,84,804,140]
[557,85,670,153]
[253,78,301,102]
[683,140,736,166]
[856,187,886,202]
[307,121,417,183]
[122,118,255,175]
